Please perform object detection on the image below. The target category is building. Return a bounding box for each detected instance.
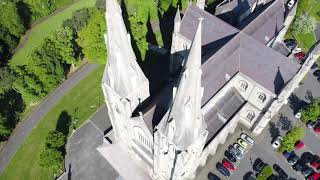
[58,0,320,180]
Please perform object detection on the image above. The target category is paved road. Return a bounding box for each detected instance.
[0,63,98,174]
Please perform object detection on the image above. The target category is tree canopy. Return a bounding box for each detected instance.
[279,127,305,152]
[301,98,320,122]
[0,1,25,38]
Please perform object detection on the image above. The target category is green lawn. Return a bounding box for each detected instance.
[0,65,104,180]
[9,0,97,66]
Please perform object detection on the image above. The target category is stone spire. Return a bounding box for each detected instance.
[196,0,205,9]
[163,20,207,149]
[104,0,150,111]
[174,6,181,33]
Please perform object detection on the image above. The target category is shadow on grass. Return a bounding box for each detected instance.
[56,111,72,136]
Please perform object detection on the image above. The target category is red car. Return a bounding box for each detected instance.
[222,158,235,173]
[314,127,320,134]
[295,140,305,150]
[308,172,320,180]
[311,155,320,170]
[294,52,306,60]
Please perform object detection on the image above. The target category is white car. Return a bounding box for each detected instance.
[240,133,255,145]
[233,143,245,154]
[295,112,301,119]
[292,47,302,54]
[272,136,283,148]
[287,0,295,9]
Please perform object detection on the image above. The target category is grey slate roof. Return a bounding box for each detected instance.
[215,0,257,16]
[180,5,239,55]
[241,0,285,44]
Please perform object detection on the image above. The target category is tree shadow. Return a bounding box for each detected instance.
[146,13,158,46]
[277,114,293,131]
[55,111,72,136]
[268,122,280,142]
[288,93,309,114]
[305,90,314,103]
[157,5,176,49]
[16,1,32,29]
[0,89,25,128]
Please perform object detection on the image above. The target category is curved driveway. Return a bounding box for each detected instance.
[0,63,98,174]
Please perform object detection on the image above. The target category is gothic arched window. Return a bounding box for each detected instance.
[239,80,248,91]
[257,92,266,103]
[246,111,255,122]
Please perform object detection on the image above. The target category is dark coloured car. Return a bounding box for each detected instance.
[302,167,315,177]
[307,120,319,129]
[283,151,295,159]
[207,172,220,180]
[284,39,297,50]
[244,171,256,180]
[273,164,288,178]
[293,160,308,172]
[253,158,265,173]
[288,154,300,165]
[224,150,237,163]
[216,162,230,177]
[301,152,314,164]
[313,70,320,77]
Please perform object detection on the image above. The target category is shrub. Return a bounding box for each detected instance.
[256,165,273,180]
[39,147,63,170]
[45,131,65,149]
[279,127,305,152]
[301,98,320,122]
[291,13,316,34]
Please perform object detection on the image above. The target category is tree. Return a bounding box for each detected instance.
[0,115,11,141]
[256,165,273,180]
[39,147,63,170]
[158,0,172,15]
[0,67,16,94]
[24,0,53,20]
[77,9,106,64]
[279,127,305,152]
[53,27,81,65]
[63,8,93,32]
[292,13,316,34]
[45,130,65,149]
[0,1,25,37]
[129,16,148,60]
[301,98,320,122]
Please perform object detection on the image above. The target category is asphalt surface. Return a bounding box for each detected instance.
[0,63,98,174]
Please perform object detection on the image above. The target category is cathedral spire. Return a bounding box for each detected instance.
[163,20,207,149]
[104,0,150,110]
[174,6,181,33]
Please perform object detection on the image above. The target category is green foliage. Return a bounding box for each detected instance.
[256,165,273,180]
[53,27,81,65]
[39,147,63,170]
[77,9,106,64]
[0,1,25,37]
[63,8,93,31]
[292,13,316,34]
[13,38,65,102]
[301,98,320,122]
[45,130,65,149]
[0,115,12,141]
[279,127,305,152]
[129,16,148,60]
[158,0,172,14]
[0,67,16,94]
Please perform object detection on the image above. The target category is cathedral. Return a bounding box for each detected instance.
[58,0,320,179]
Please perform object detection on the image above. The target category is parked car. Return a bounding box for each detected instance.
[272,136,282,148]
[244,172,256,180]
[253,158,265,173]
[302,167,315,177]
[293,160,308,172]
[311,155,320,170]
[283,151,295,159]
[313,70,320,77]
[208,172,221,180]
[273,164,288,178]
[284,39,297,50]
[241,133,255,145]
[225,150,237,162]
[288,154,300,165]
[294,52,306,60]
[216,162,230,177]
[292,47,302,54]
[301,152,314,164]
[307,120,319,129]
[238,138,249,149]
[230,147,243,160]
[295,140,305,150]
[295,112,302,119]
[308,172,320,180]
[222,158,235,173]
[287,0,295,9]
[315,126,320,134]
[234,143,245,154]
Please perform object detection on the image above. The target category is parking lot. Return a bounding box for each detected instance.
[195,69,320,180]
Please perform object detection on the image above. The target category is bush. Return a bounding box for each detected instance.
[45,131,65,149]
[256,165,273,180]
[301,98,320,122]
[279,127,305,152]
[39,147,63,170]
[291,13,316,34]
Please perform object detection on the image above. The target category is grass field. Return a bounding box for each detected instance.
[10,0,97,66]
[0,65,104,180]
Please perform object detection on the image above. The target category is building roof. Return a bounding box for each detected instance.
[215,0,257,16]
